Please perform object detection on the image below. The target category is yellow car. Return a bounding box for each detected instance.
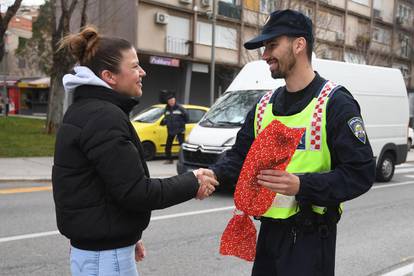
[131,104,209,160]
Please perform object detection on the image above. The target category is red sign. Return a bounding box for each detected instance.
[149,56,180,67]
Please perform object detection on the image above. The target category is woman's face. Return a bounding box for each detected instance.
[111,47,146,97]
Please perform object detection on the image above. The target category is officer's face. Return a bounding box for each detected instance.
[262,36,296,79]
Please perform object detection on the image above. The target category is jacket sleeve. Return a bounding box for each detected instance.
[180,105,189,123]
[296,88,376,206]
[80,108,199,211]
[210,107,256,187]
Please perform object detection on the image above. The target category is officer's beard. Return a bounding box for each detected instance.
[271,46,296,79]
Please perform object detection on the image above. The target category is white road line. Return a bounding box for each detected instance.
[3,180,414,244]
[0,206,235,244]
[372,180,414,190]
[404,175,414,178]
[394,168,414,174]
[381,263,414,276]
[0,230,60,243]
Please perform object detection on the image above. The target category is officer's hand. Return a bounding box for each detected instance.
[256,170,300,196]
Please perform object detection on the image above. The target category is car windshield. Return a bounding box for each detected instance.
[131,107,164,123]
[200,90,268,128]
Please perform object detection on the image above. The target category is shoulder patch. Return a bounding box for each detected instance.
[348,117,366,144]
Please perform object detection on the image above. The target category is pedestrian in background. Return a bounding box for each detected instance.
[53,26,218,276]
[162,92,188,164]
[204,9,375,275]
[4,96,9,117]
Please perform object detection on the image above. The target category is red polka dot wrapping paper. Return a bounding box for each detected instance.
[220,119,305,261]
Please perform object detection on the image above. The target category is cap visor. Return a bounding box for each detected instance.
[244,33,281,50]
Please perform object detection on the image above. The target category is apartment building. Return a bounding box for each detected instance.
[84,0,413,110]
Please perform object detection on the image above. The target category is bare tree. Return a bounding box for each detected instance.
[46,0,88,134]
[0,0,23,63]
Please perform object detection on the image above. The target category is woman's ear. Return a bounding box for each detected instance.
[101,70,116,85]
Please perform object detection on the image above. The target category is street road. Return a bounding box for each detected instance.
[1,163,414,276]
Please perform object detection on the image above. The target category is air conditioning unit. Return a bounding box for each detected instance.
[373,9,382,19]
[179,0,192,4]
[155,12,169,24]
[336,32,345,42]
[201,0,211,7]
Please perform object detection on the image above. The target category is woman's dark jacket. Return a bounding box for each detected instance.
[52,85,198,251]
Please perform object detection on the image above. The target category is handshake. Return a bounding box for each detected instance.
[193,168,219,200]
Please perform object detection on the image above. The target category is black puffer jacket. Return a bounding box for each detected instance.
[164,104,188,135]
[52,85,198,251]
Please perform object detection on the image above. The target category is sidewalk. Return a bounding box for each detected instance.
[1,151,414,182]
[0,157,179,182]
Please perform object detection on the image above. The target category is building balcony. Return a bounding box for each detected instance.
[166,36,190,56]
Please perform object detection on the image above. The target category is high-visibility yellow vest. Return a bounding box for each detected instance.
[254,81,341,219]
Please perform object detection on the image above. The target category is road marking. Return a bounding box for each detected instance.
[404,175,414,178]
[3,180,414,243]
[151,206,235,221]
[0,230,60,243]
[372,180,414,190]
[0,205,235,244]
[0,186,52,194]
[381,263,414,276]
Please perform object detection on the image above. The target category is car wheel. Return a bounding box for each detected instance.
[375,152,395,182]
[142,141,156,161]
[408,139,412,151]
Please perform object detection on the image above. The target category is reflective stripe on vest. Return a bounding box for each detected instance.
[254,81,341,219]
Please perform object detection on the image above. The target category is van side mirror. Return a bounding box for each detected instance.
[160,118,166,126]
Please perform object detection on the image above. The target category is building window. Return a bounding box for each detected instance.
[260,0,280,14]
[300,6,313,19]
[372,27,391,45]
[196,21,237,50]
[166,16,190,55]
[400,33,411,58]
[393,63,410,82]
[344,51,366,64]
[351,0,369,6]
[397,4,412,24]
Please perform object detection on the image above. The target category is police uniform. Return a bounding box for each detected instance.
[211,9,376,276]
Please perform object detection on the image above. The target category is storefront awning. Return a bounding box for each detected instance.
[18,77,50,89]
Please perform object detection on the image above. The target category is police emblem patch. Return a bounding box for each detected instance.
[348,117,366,144]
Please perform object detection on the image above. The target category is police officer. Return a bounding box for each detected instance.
[163,93,188,164]
[204,9,375,275]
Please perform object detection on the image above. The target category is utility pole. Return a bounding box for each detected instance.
[209,0,216,106]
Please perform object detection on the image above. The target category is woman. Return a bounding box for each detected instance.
[52,26,218,275]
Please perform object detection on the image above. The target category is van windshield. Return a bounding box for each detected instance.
[131,107,164,123]
[200,90,268,128]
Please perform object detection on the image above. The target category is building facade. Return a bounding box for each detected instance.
[83,0,413,112]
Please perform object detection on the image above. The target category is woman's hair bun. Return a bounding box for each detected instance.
[59,25,100,64]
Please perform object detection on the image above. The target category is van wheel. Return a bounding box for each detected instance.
[142,142,156,161]
[376,152,395,182]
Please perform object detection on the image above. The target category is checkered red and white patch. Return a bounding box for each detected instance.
[309,81,338,150]
[256,91,273,134]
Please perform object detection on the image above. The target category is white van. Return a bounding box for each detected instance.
[177,58,409,183]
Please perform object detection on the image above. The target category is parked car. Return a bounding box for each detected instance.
[131,104,209,160]
[408,127,413,150]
